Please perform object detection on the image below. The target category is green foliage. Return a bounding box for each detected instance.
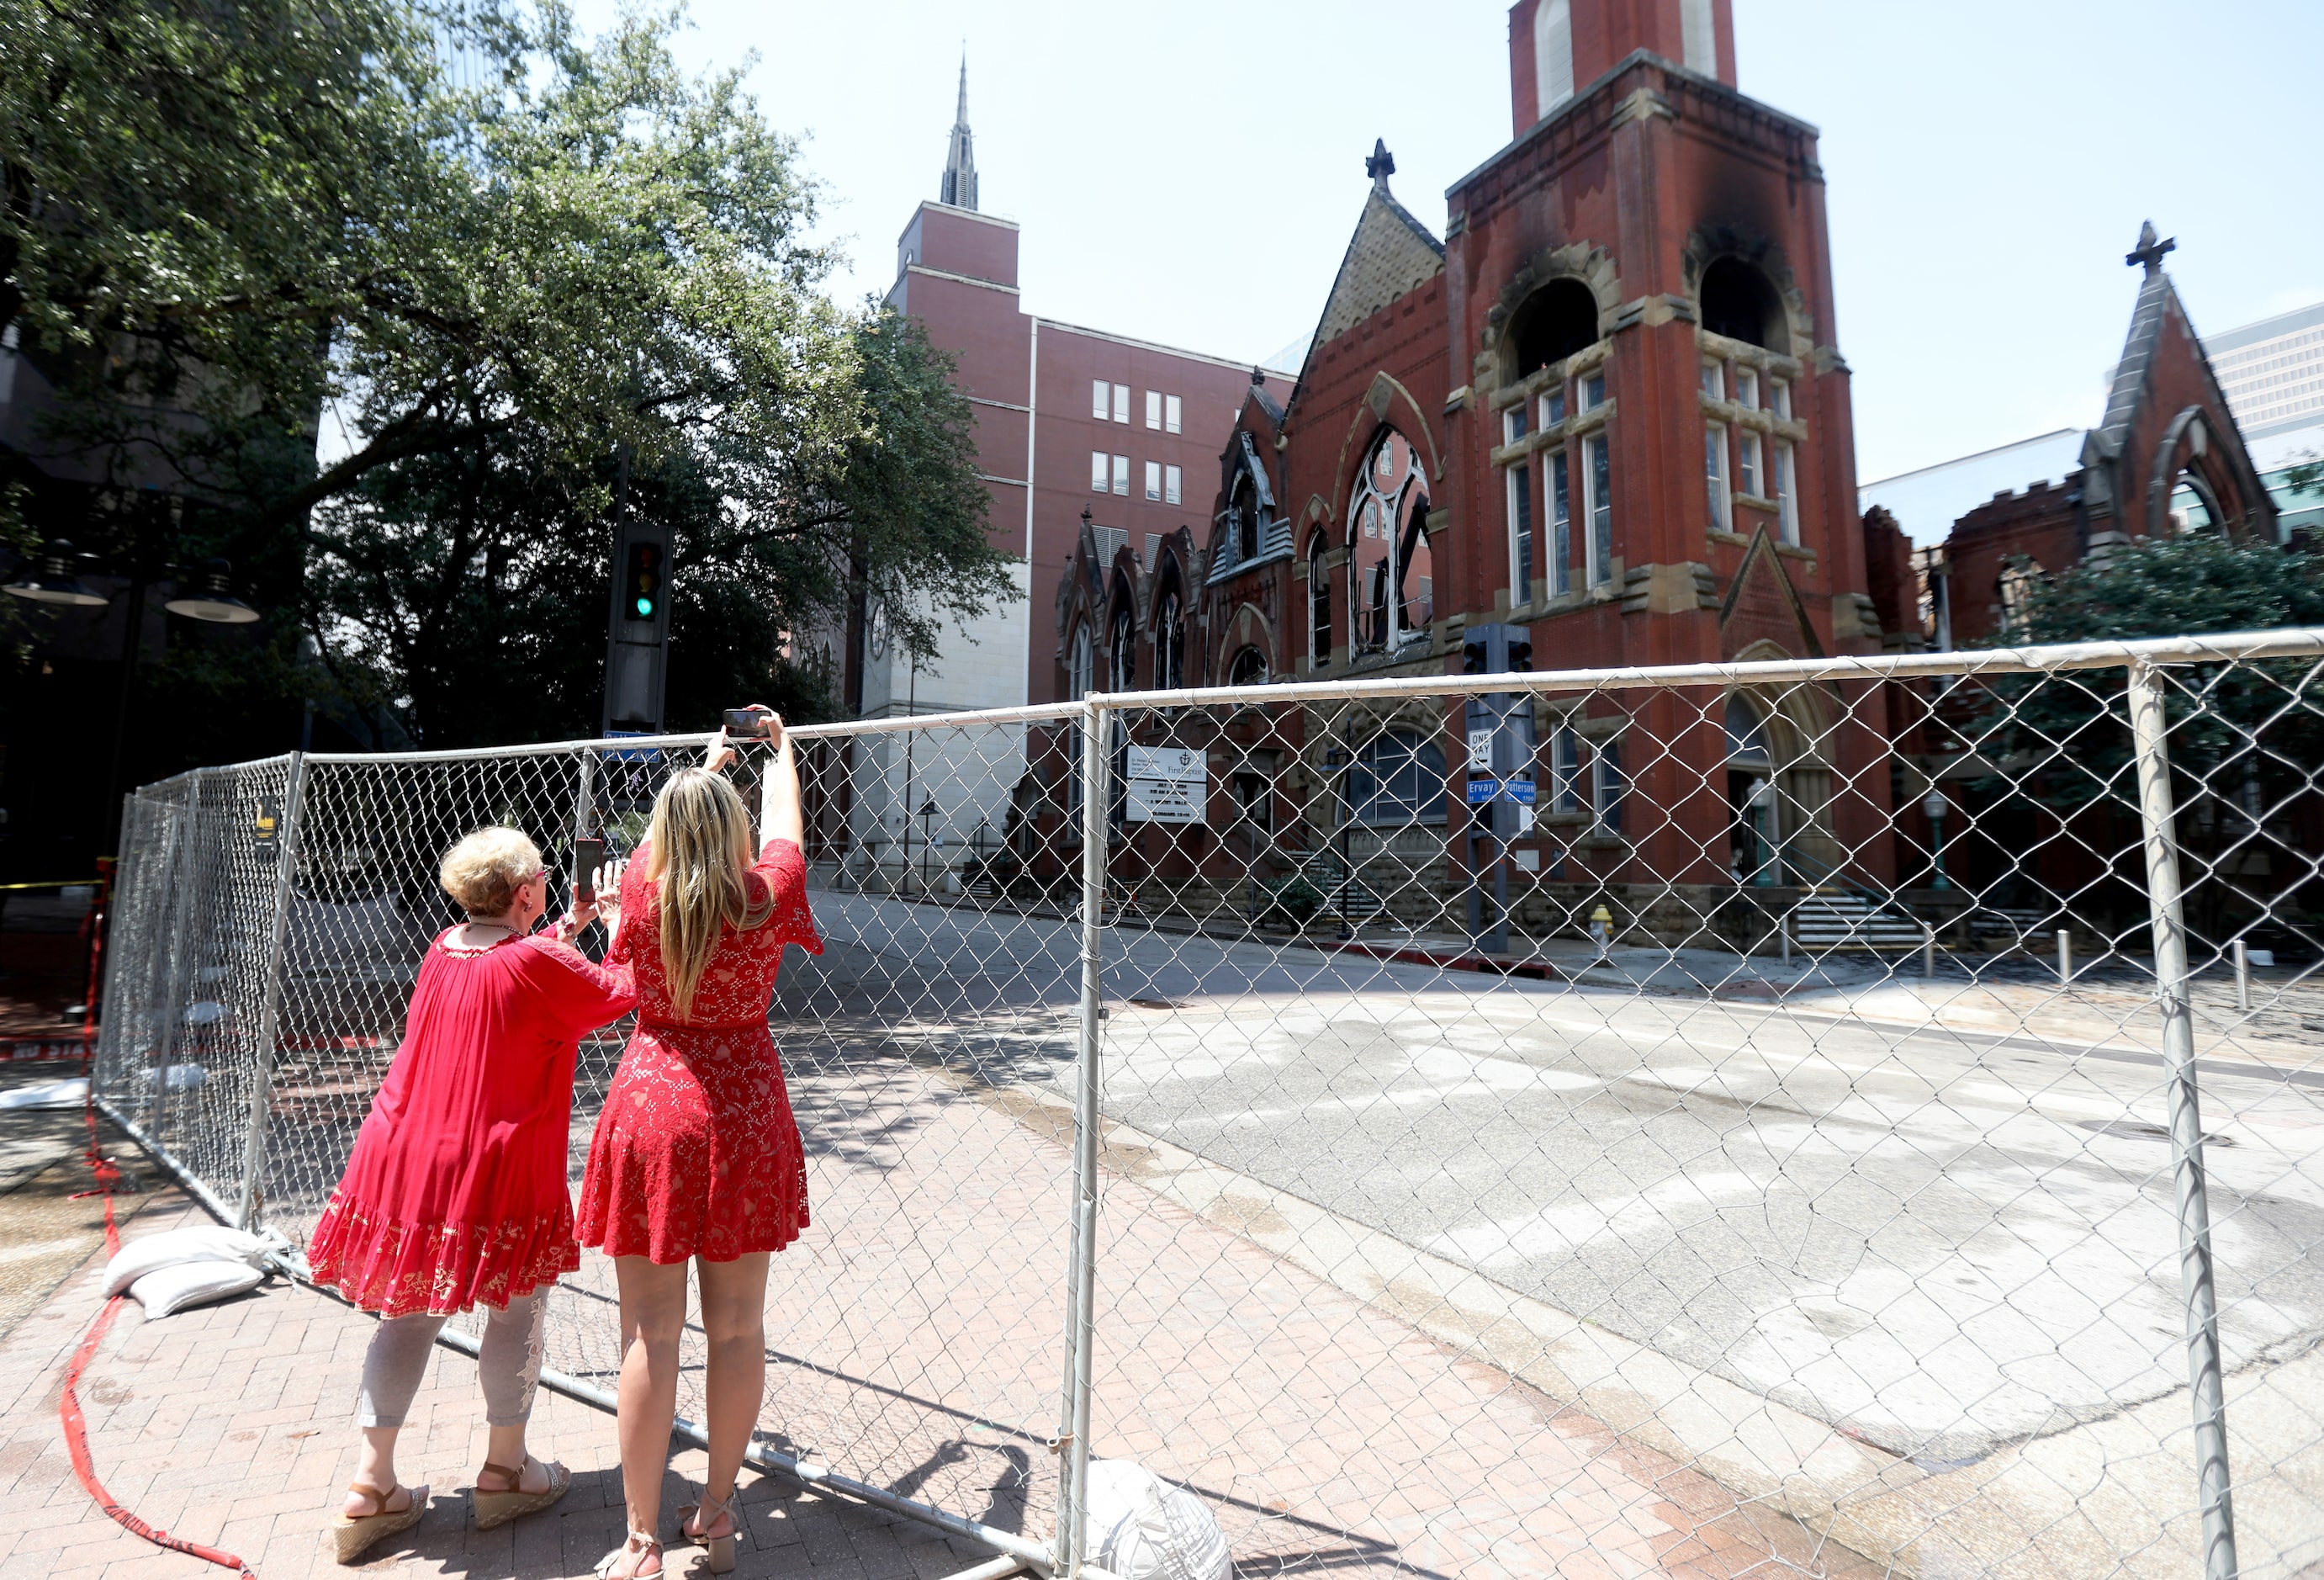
[1260,876,1326,932]
[3,1,1014,750]
[1963,533,2324,836]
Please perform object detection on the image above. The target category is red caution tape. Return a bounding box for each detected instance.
[61,1077,257,1577]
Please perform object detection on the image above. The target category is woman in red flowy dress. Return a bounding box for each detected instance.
[578,715,821,1578]
[304,825,637,1563]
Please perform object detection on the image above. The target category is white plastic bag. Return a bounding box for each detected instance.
[128,1260,265,1317]
[103,1225,272,1296]
[1083,1458,1230,1580]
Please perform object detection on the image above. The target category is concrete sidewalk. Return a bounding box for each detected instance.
[0,1190,1001,1580]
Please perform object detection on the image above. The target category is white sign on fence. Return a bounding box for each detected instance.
[1125,745,1205,825]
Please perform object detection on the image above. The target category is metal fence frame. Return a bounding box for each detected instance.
[92,627,2324,1579]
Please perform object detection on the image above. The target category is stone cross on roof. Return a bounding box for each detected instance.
[1365,138,1396,194]
[2125,219,2177,277]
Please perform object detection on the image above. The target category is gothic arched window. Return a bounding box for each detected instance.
[1067,621,1093,701]
[1307,533,1331,667]
[1109,607,1136,692]
[1155,584,1185,691]
[1227,645,1268,688]
[1533,0,1574,119]
[1347,430,1432,654]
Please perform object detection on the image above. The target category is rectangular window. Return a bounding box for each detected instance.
[1774,443,1798,543]
[1736,368,1759,411]
[1503,405,1527,446]
[1542,390,1565,428]
[1164,464,1183,506]
[1145,390,1162,429]
[1586,435,1612,586]
[1144,460,1162,501]
[1771,378,1791,419]
[1508,464,1533,606]
[1705,422,1731,531]
[1550,449,1572,597]
[1582,372,1607,411]
[1092,380,1109,420]
[1594,739,1624,833]
[1165,394,1182,434]
[1112,384,1130,423]
[1702,361,1723,401]
[1554,727,1581,813]
[1111,454,1129,496]
[1091,450,1108,491]
[1738,432,1762,500]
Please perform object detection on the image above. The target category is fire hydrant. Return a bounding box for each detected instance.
[1591,903,1614,962]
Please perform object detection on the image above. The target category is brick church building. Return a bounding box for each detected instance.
[1034,0,1908,941]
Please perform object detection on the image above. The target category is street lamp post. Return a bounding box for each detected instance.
[1922,787,1952,890]
[917,798,940,895]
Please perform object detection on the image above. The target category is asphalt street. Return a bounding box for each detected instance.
[787,888,2324,1465]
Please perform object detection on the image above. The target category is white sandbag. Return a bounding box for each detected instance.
[140,1063,209,1091]
[103,1225,271,1296]
[129,1259,264,1318]
[1084,1458,1230,1580]
[0,1078,88,1110]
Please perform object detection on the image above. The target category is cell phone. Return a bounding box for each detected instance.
[720,706,782,748]
[573,836,606,907]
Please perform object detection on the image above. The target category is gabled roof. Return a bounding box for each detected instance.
[1308,185,1446,353]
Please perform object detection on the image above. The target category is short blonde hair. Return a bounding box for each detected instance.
[438,826,543,918]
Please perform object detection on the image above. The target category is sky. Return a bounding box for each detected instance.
[570,0,2324,491]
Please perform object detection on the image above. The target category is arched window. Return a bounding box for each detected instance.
[1235,475,1261,563]
[1348,430,1431,654]
[1307,533,1331,667]
[1533,0,1574,119]
[1681,0,1715,74]
[1724,695,1772,768]
[1347,729,1447,827]
[1067,621,1094,701]
[1109,607,1136,691]
[1509,278,1600,384]
[1998,557,2043,635]
[1155,585,1186,690]
[1227,645,1268,688]
[1700,257,1783,350]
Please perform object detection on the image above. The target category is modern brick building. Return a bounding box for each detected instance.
[832,64,1292,872]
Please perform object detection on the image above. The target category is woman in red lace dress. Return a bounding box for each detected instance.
[578,718,821,1578]
[306,826,637,1563]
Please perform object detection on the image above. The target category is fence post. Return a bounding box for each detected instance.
[237,752,310,1232]
[2125,659,2238,1579]
[146,777,207,1135]
[1056,697,1109,1578]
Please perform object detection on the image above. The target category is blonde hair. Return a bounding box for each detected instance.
[439,826,543,918]
[647,768,772,1017]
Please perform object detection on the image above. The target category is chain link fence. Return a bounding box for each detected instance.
[91,631,2324,1578]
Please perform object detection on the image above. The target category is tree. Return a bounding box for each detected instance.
[5,1,1015,756]
[304,308,1008,745]
[1960,533,2324,940]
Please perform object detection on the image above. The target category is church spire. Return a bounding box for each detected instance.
[940,53,978,211]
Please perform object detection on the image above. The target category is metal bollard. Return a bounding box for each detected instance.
[2057,928,2071,986]
[1924,920,1936,982]
[2233,939,2249,1014]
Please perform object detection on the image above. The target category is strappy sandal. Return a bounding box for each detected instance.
[673,1485,741,1573]
[470,1452,572,1530]
[332,1480,427,1565]
[594,1530,663,1577]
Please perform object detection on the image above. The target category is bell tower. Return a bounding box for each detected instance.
[1507,0,1736,135]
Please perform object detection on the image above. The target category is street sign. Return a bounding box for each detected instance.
[1125,746,1205,824]
[1467,727,1493,765]
[1465,777,1536,805]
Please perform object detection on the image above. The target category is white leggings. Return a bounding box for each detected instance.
[356,1289,547,1429]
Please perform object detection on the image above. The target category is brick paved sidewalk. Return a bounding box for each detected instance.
[0,1190,1001,1580]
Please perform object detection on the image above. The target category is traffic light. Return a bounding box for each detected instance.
[624,542,663,622]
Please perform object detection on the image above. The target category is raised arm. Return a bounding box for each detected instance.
[759,719,804,851]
